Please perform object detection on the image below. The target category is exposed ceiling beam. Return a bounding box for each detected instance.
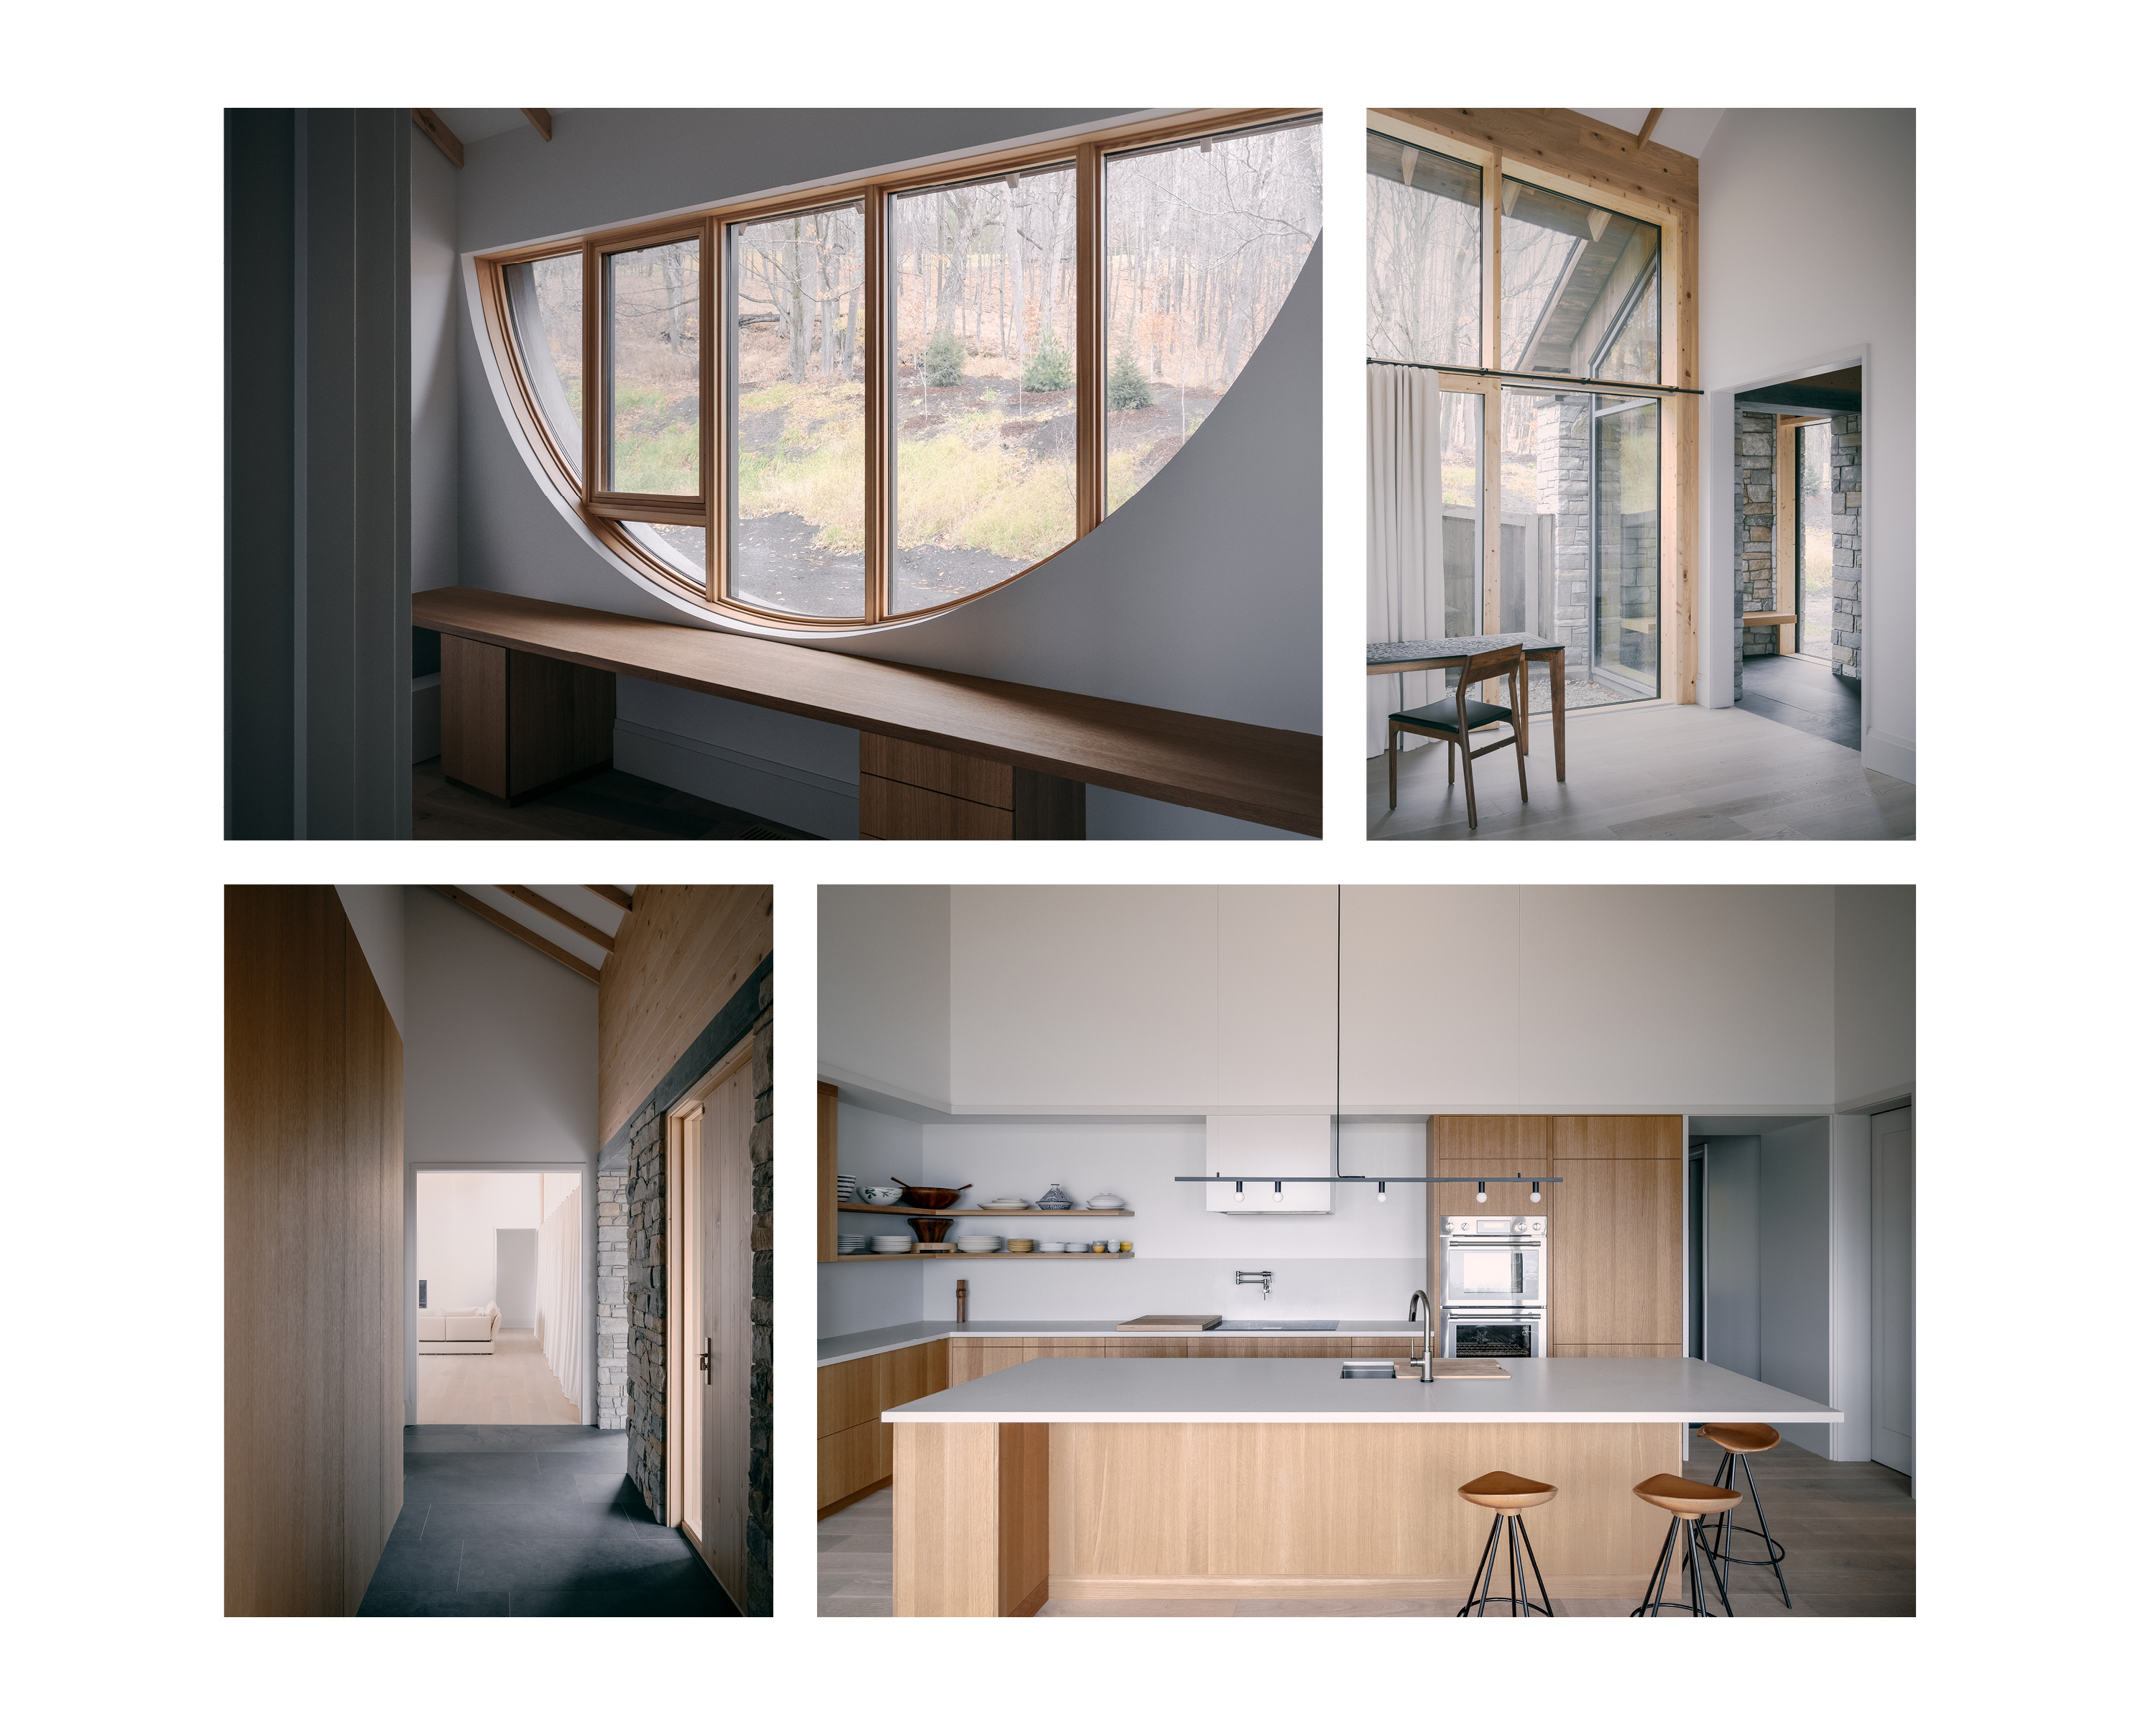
[497,885,614,954]
[1635,108,1664,149]
[521,108,553,142]
[430,886,600,983]
[584,886,634,913]
[412,109,464,168]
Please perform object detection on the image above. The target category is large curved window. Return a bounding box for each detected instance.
[479,111,1319,630]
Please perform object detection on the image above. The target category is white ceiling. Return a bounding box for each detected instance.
[448,884,633,973]
[1572,108,1726,160]
[432,108,550,146]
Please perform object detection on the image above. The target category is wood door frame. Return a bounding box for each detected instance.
[662,1031,756,1541]
[403,1159,596,1427]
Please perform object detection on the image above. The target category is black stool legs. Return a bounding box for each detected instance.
[1630,1514,1736,1617]
[1699,1450,1792,1608]
[1458,1509,1554,1618]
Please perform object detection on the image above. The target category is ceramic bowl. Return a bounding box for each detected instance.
[857,1185,904,1205]
[1005,1239,1035,1252]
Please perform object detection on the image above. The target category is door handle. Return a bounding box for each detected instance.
[700,1338,712,1384]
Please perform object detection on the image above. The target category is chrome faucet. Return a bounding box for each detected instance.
[1235,1269,1273,1301]
[1408,1290,1434,1383]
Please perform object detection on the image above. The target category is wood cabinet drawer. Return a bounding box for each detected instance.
[818,1356,877,1438]
[861,735,1013,807]
[1549,1343,1683,1357]
[816,1419,891,1511]
[1100,1338,1188,1358]
[860,776,1015,840]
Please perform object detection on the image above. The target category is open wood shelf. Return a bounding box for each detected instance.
[836,1202,1133,1218]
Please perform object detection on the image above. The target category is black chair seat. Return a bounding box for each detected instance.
[1391,696,1513,735]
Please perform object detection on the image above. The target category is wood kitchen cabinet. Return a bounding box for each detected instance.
[1424,1114,1682,1350]
[1547,1144,1682,1347]
[817,1081,839,1263]
[949,1338,1103,1384]
[817,1338,949,1515]
[1549,1344,1682,1357]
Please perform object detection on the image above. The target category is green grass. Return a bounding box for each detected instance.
[611,382,698,494]
[895,413,1072,561]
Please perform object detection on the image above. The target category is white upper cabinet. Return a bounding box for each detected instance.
[949,886,1218,1108]
[1340,885,1523,1108]
[1217,886,1337,1108]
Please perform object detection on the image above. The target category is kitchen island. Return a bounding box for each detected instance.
[882,1356,1840,1615]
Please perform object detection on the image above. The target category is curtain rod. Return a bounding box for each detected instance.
[1174,1175,1562,1184]
[1365,356,1703,397]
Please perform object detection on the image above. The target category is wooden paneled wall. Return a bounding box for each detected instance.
[599,886,773,1144]
[225,886,405,1616]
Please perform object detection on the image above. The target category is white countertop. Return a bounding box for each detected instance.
[879,1356,1843,1425]
[818,1320,1427,1368]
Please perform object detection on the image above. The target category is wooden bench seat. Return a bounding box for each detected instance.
[412,586,1321,838]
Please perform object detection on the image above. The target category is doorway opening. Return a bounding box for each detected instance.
[412,1167,589,1425]
[665,1035,757,1606]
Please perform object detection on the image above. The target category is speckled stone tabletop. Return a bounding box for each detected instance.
[1367,634,1561,665]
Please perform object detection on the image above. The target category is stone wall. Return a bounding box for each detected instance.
[1736,410,1778,686]
[1830,410,1862,681]
[1536,395,1593,664]
[596,1171,628,1429]
[617,955,775,1617]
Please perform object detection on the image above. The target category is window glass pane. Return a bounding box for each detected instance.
[889,165,1077,615]
[730,205,866,618]
[1798,420,1833,658]
[1597,262,1659,385]
[1365,129,1479,367]
[1501,388,1657,712]
[1501,179,1659,381]
[607,237,701,495]
[1594,397,1660,696]
[505,254,583,476]
[1104,120,1322,517]
[624,523,706,587]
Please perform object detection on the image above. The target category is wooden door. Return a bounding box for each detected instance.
[700,1059,756,1609]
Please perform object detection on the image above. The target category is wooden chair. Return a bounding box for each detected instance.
[1387,645,1528,830]
[1455,1470,1557,1617]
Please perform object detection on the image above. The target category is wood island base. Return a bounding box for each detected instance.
[893,1419,1680,1616]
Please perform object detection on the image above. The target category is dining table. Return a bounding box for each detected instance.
[1366,634,1567,783]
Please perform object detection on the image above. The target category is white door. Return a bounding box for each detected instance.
[1870,1108,1914,1480]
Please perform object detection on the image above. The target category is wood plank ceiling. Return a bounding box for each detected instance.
[426,885,632,984]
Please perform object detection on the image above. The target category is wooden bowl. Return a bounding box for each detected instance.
[895,1181,971,1210]
[909,1215,955,1243]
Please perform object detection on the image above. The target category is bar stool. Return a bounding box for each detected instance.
[1629,1473,1741,1617]
[1455,1471,1557,1617]
[1697,1422,1791,1609]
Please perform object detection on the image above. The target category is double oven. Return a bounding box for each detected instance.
[1438,1215,1547,1358]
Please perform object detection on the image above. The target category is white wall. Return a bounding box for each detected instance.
[417,1170,541,1312]
[451,110,1320,837]
[819,1103,926,1336]
[1827,1113,1874,1462]
[1758,1118,1833,1456]
[819,886,950,1107]
[335,885,405,1038]
[1697,110,1915,783]
[1701,1137,1759,1379]
[402,885,599,1421]
[411,139,459,595]
[1834,885,1915,1107]
[902,1120,1424,1323]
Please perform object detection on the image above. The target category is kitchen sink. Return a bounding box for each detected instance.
[1339,1360,1398,1379]
[1214,1320,1340,1332]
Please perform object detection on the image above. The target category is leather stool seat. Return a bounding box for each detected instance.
[1633,1473,1742,1519]
[1701,1422,1782,1455]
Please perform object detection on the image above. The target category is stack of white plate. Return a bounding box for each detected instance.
[952,1234,1004,1254]
[1037,1241,1066,1253]
[836,1233,869,1255]
[871,1236,914,1254]
[980,1197,1031,1211]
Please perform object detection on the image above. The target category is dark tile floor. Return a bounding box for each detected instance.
[413,760,824,841]
[1737,653,1860,752]
[358,1425,738,1616]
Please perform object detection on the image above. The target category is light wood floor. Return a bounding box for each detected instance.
[1368,701,1915,840]
[417,1329,581,1425]
[819,1439,1914,1616]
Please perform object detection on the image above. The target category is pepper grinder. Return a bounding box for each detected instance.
[956,1279,967,1325]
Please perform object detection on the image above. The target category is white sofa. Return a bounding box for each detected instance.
[418,1301,500,1355]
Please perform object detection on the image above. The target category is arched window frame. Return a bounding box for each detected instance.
[475,108,1320,632]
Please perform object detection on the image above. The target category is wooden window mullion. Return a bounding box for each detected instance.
[581,240,601,505]
[1483,158,1503,637]
[1075,143,1105,537]
[703,219,722,604]
[863,185,889,626]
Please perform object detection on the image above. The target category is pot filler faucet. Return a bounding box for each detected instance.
[1408,1290,1434,1383]
[1235,1269,1273,1301]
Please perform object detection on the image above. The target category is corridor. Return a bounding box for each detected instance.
[358,1425,738,1616]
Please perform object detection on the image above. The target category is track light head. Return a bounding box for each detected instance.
[1475,1181,1487,1204]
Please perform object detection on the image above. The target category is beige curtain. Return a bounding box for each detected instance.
[1367,364,1450,755]
[537,1175,583,1411]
